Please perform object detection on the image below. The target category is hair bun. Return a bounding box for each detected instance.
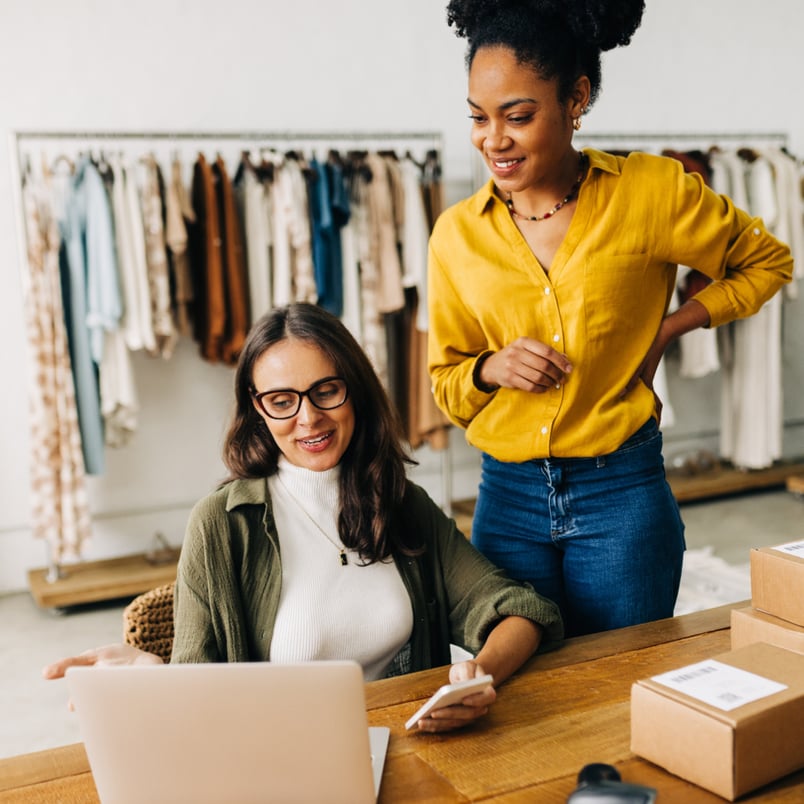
[447,0,645,51]
[558,0,645,51]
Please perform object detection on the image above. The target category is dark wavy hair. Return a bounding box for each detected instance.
[223,302,420,563]
[446,0,645,107]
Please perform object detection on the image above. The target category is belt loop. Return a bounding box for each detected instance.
[596,456,606,468]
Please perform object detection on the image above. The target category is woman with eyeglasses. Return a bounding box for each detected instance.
[45,302,562,733]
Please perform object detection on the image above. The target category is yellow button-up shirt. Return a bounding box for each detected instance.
[427,148,793,461]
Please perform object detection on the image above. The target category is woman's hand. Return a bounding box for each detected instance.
[620,335,666,423]
[411,660,496,733]
[479,338,572,394]
[620,299,711,423]
[43,643,163,680]
[43,644,164,711]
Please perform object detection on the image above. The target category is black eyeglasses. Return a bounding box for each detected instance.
[252,377,349,420]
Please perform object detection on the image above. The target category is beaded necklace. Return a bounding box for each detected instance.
[505,153,588,222]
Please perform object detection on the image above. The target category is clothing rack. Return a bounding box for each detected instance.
[10,129,455,600]
[10,127,444,297]
[580,130,804,501]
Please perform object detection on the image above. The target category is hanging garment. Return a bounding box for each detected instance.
[74,157,123,368]
[100,328,139,448]
[22,174,92,562]
[718,151,784,469]
[310,156,335,313]
[269,154,316,305]
[78,157,137,449]
[399,157,430,329]
[213,155,250,365]
[109,154,156,354]
[394,157,450,449]
[349,157,388,387]
[365,153,404,314]
[309,154,349,317]
[189,153,226,362]
[164,156,196,337]
[286,155,317,303]
[672,265,720,380]
[339,163,363,345]
[140,155,177,358]
[761,147,804,299]
[235,154,273,323]
[420,149,445,232]
[52,158,115,475]
[405,287,451,450]
[328,157,350,313]
[268,153,292,307]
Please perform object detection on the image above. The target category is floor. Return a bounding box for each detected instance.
[1,487,802,761]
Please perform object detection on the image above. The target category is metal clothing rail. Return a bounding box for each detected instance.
[12,129,443,141]
[11,129,444,165]
[575,130,788,141]
[575,130,789,150]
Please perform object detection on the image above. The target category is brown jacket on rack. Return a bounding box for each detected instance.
[189,153,226,362]
[213,155,250,365]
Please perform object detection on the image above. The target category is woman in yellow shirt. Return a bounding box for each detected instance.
[428,0,793,637]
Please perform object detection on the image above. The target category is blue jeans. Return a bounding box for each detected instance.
[472,419,685,637]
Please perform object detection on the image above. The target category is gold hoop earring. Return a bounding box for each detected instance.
[573,117,582,131]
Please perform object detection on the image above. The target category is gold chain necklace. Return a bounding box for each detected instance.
[506,153,588,222]
[276,474,349,566]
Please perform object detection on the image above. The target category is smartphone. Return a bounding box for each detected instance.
[405,674,494,730]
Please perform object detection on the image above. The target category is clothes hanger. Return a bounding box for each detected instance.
[52,153,75,174]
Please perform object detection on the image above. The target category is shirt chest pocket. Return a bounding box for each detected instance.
[582,253,652,338]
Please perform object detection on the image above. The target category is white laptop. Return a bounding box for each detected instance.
[65,661,389,804]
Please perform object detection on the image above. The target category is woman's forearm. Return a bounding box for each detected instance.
[473,616,543,685]
[659,298,711,347]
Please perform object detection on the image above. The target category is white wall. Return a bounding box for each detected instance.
[1,0,802,594]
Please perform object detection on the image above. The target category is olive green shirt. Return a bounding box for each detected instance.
[172,477,563,672]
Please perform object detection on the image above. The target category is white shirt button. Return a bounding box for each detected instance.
[544,287,551,295]
[540,426,548,435]
[553,334,560,343]
[753,227,761,236]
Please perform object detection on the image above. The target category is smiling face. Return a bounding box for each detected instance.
[251,337,355,472]
[468,45,587,197]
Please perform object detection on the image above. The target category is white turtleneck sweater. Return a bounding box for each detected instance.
[267,459,413,680]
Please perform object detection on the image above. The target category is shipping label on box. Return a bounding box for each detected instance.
[631,642,804,801]
[731,606,804,655]
[751,542,804,627]
[648,658,786,711]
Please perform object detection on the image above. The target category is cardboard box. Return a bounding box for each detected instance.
[731,606,804,655]
[750,542,804,627]
[631,642,804,800]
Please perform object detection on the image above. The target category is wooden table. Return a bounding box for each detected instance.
[2,602,803,802]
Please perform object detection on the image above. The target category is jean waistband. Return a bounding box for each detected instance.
[616,417,658,452]
[524,418,658,469]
